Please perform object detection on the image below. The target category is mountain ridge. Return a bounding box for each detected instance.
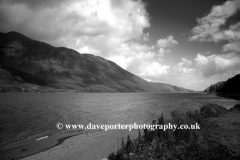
[0,31,194,93]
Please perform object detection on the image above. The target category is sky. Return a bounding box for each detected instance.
[0,0,240,91]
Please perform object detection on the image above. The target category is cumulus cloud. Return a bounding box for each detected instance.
[0,0,150,55]
[195,53,240,78]
[188,0,240,81]
[109,42,170,79]
[189,0,240,43]
[172,52,240,90]
[223,41,240,52]
[178,58,192,67]
[138,62,170,77]
[156,35,178,48]
[142,32,150,42]
[158,48,171,57]
[177,58,195,74]
[155,35,178,57]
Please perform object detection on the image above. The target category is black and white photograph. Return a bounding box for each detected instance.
[0,0,240,159]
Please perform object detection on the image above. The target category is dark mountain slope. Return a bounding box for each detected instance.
[203,81,225,93]
[204,74,240,100]
[0,31,194,93]
[204,74,240,94]
[218,74,240,95]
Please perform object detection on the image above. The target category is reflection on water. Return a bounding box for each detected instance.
[0,93,238,148]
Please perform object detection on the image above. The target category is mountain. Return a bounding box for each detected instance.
[204,74,240,94]
[217,74,240,95]
[204,74,240,99]
[0,31,194,93]
[203,81,225,93]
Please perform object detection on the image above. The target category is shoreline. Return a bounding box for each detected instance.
[21,129,140,160]
[0,130,102,160]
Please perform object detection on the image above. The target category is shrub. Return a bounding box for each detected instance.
[108,105,239,160]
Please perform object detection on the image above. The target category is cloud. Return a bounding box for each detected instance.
[109,42,169,79]
[158,48,170,57]
[155,35,178,57]
[177,58,195,74]
[188,0,240,83]
[170,53,240,90]
[178,58,192,67]
[156,35,178,48]
[195,53,240,78]
[223,41,240,52]
[189,0,240,43]
[138,62,170,77]
[0,0,150,54]
[142,32,150,42]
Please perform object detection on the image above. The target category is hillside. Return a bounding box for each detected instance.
[203,81,225,93]
[204,74,240,99]
[0,31,194,93]
[204,74,240,94]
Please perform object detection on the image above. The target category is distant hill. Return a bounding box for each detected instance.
[0,31,194,93]
[204,74,240,99]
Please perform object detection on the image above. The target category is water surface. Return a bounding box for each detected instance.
[0,93,238,150]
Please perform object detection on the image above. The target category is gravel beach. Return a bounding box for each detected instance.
[21,129,139,160]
